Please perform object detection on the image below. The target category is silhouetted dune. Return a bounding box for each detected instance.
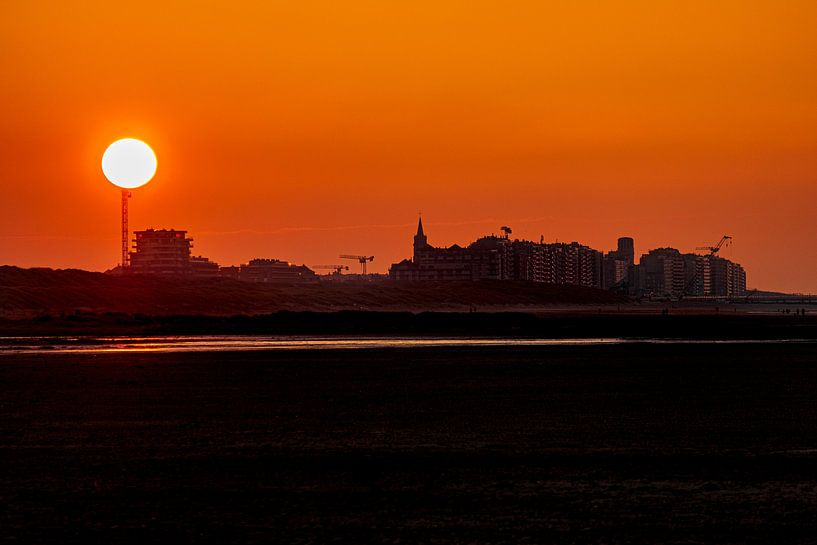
[0,266,624,318]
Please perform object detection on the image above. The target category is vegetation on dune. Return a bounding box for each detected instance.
[0,266,624,318]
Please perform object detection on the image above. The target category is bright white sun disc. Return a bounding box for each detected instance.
[102,138,157,189]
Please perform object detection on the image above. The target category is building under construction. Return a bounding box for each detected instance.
[130,229,197,276]
[128,228,220,277]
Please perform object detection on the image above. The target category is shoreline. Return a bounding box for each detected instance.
[2,309,817,339]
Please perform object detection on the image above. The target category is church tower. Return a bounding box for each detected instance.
[413,216,428,261]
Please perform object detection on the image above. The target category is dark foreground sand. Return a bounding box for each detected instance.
[2,345,817,544]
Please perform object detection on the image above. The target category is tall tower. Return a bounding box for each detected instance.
[617,237,635,265]
[413,216,428,261]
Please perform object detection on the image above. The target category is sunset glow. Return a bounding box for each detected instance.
[3,4,817,538]
[1,1,817,291]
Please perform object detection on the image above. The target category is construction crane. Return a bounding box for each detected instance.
[696,235,732,255]
[312,264,349,275]
[339,254,375,275]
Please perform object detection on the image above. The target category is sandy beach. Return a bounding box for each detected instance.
[2,343,817,543]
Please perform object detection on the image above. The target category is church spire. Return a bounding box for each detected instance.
[413,215,428,257]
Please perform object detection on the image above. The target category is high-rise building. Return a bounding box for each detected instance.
[603,237,635,290]
[635,248,746,298]
[544,242,603,288]
[709,255,747,297]
[616,237,635,265]
[129,229,221,277]
[130,229,194,276]
[638,248,687,297]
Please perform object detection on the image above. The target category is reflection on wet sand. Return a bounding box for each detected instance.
[0,336,815,355]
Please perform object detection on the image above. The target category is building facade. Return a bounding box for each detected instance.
[129,229,223,277]
[634,248,746,298]
[130,229,195,276]
[189,256,220,277]
[390,220,749,297]
[709,255,747,297]
[389,219,604,289]
[603,237,635,290]
[238,259,317,283]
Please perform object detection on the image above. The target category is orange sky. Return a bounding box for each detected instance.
[1,1,816,292]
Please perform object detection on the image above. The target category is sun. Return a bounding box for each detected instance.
[101,138,157,189]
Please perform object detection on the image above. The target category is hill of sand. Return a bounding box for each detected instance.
[0,266,624,318]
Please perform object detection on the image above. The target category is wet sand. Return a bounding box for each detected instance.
[2,344,817,543]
